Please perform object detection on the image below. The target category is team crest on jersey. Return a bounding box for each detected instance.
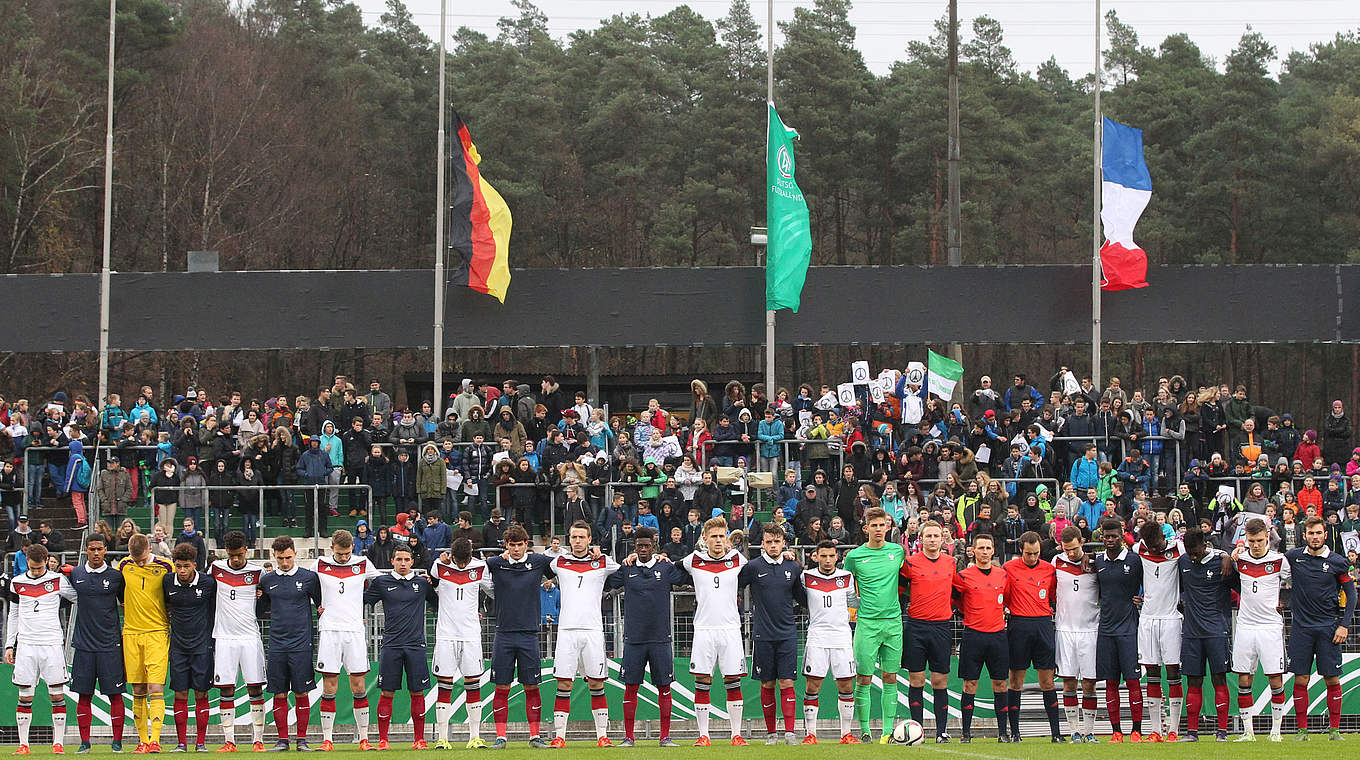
[412,583,420,592]
[43,581,53,592]
[1038,588,1047,599]
[196,588,203,597]
[245,574,254,584]
[1122,565,1130,574]
[295,581,305,591]
[591,561,601,569]
[836,578,846,587]
[785,570,791,579]
[470,570,480,580]
[352,565,363,575]
[654,571,662,579]
[102,579,110,589]
[725,560,734,568]
[1266,563,1274,572]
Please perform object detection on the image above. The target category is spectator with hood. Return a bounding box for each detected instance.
[1323,400,1353,468]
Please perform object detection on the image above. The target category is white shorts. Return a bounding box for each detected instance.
[13,644,67,687]
[553,630,608,680]
[214,638,267,686]
[1056,630,1098,681]
[317,630,369,675]
[689,629,746,677]
[802,646,854,681]
[1138,618,1182,666]
[1232,626,1286,675]
[433,639,484,682]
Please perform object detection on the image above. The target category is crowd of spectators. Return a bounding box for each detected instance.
[3,368,1360,571]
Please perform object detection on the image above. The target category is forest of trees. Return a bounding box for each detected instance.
[3,0,1358,276]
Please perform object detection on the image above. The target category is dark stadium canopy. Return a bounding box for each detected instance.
[3,265,1353,352]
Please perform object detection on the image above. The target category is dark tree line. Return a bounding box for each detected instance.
[2,0,1358,272]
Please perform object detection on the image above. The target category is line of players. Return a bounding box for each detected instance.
[3,506,1354,753]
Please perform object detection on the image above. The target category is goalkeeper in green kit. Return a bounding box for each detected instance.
[841,507,906,744]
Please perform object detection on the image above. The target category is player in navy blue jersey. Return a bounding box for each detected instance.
[484,525,555,749]
[1285,516,1357,741]
[1174,528,1235,743]
[1091,518,1144,742]
[68,533,127,753]
[164,544,216,752]
[363,544,437,750]
[738,523,805,746]
[257,536,322,752]
[606,527,689,747]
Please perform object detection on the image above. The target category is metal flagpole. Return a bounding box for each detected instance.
[97,0,115,416]
[1091,0,1103,388]
[764,0,776,399]
[433,0,447,414]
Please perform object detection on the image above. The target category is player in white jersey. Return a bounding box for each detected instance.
[1132,523,1184,740]
[799,541,856,744]
[314,529,383,750]
[1230,518,1292,741]
[548,521,620,747]
[5,544,77,753]
[208,530,268,751]
[430,537,494,749]
[679,516,748,745]
[1052,525,1100,743]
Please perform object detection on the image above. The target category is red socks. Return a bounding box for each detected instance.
[175,697,189,746]
[77,695,93,743]
[377,693,393,742]
[273,695,291,740]
[623,685,639,740]
[493,689,509,738]
[1213,684,1229,730]
[196,696,210,746]
[761,685,776,734]
[1187,685,1202,731]
[1106,681,1122,733]
[658,686,672,740]
[1294,681,1309,732]
[1328,682,1343,729]
[410,693,425,742]
[780,686,796,733]
[1125,679,1143,726]
[1168,681,1183,699]
[110,696,125,743]
[526,688,542,738]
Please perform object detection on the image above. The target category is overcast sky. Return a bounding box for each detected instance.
[357,0,1359,76]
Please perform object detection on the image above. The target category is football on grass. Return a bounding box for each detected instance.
[892,719,925,745]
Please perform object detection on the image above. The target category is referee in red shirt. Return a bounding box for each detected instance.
[952,534,1010,743]
[900,521,957,741]
[1003,531,1063,742]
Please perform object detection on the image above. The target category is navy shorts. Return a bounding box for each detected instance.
[1096,633,1140,681]
[170,648,214,693]
[267,650,316,694]
[752,638,798,683]
[958,629,1009,682]
[1289,626,1343,678]
[621,641,674,686]
[1181,636,1231,676]
[491,632,541,686]
[71,648,126,696]
[378,647,431,692]
[903,620,952,674]
[1007,616,1057,672]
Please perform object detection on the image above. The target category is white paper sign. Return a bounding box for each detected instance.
[851,361,871,384]
[837,383,857,407]
[869,383,885,403]
[905,361,926,387]
[798,410,813,428]
[815,391,838,410]
[877,370,896,393]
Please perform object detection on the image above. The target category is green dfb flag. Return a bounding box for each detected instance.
[766,103,812,312]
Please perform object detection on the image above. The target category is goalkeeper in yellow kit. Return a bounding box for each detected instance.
[118,534,174,752]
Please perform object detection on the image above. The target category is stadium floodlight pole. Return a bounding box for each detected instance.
[432,0,447,415]
[1091,0,1103,388]
[97,0,115,422]
[764,0,776,399]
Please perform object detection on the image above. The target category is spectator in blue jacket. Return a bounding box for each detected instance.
[1003,374,1044,412]
[757,408,784,470]
[418,511,453,552]
[1069,443,1101,492]
[353,520,376,555]
[1077,487,1103,530]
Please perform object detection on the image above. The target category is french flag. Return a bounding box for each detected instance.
[1100,117,1151,291]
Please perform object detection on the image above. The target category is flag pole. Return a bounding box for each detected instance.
[97,0,115,422]
[1091,0,1103,388]
[764,0,776,400]
[433,0,447,414]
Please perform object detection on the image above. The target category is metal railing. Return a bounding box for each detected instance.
[150,483,371,553]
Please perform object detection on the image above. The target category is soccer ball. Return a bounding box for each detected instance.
[891,719,925,746]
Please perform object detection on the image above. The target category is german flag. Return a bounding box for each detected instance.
[450,111,512,302]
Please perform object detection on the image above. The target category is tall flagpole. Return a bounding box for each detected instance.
[97,0,115,417]
[433,0,447,414]
[1091,0,1103,388]
[764,0,775,400]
